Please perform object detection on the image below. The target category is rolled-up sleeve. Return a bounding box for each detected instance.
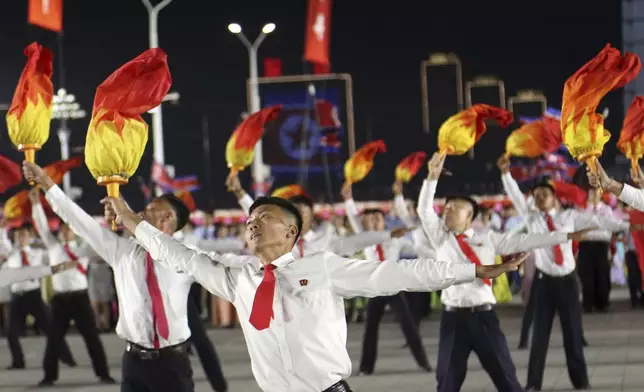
[135,222,239,302]
[238,194,255,216]
[325,251,475,298]
[619,184,644,212]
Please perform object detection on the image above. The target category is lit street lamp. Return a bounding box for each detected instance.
[52,88,86,199]
[228,22,276,197]
[141,0,173,195]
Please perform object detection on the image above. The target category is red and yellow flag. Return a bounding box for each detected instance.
[44,156,82,185]
[438,104,513,155]
[561,44,641,171]
[0,155,23,194]
[28,0,63,32]
[225,106,282,175]
[505,120,562,158]
[617,96,644,170]
[3,190,52,224]
[551,180,587,208]
[6,43,53,165]
[344,140,386,185]
[395,151,427,183]
[271,184,309,199]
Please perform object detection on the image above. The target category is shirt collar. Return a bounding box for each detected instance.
[252,252,295,273]
[302,230,316,242]
[454,228,475,238]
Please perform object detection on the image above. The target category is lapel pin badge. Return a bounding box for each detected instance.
[299,279,309,287]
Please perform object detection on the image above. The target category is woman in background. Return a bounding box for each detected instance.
[88,257,115,332]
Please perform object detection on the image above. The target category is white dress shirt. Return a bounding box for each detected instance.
[417,179,570,307]
[32,202,96,293]
[135,221,475,392]
[0,228,12,255]
[175,231,246,254]
[45,184,195,348]
[619,184,644,212]
[3,246,48,293]
[581,202,617,242]
[377,196,438,258]
[240,194,392,257]
[0,265,53,288]
[502,173,629,276]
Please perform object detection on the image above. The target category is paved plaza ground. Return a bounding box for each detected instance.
[1,292,643,391]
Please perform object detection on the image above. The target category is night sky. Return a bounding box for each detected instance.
[0,1,623,214]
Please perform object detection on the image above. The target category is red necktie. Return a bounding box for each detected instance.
[455,234,491,286]
[544,214,564,265]
[145,252,169,348]
[375,244,386,262]
[63,243,87,275]
[297,238,305,257]
[249,264,277,331]
[20,250,30,266]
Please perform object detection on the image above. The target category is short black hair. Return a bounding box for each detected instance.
[445,195,480,220]
[11,222,34,239]
[531,179,555,194]
[157,194,190,232]
[249,197,303,242]
[287,194,314,210]
[362,208,386,218]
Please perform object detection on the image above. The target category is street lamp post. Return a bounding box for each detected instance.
[52,88,86,198]
[228,22,276,197]
[141,0,173,195]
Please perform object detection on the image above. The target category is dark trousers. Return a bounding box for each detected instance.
[526,272,588,389]
[626,250,643,307]
[43,290,110,380]
[437,308,522,392]
[121,345,194,392]
[518,281,537,347]
[404,292,431,327]
[359,293,430,373]
[577,241,611,311]
[187,291,227,392]
[7,289,74,367]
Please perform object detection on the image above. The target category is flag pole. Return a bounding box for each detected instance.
[201,113,213,212]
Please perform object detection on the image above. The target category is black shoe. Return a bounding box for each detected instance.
[6,364,25,370]
[37,379,55,387]
[575,383,591,390]
[421,364,433,372]
[517,342,528,349]
[62,359,77,368]
[99,376,117,384]
[524,386,540,391]
[357,370,373,376]
[582,337,589,347]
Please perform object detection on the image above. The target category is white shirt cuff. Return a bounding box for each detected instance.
[619,183,639,207]
[453,263,476,284]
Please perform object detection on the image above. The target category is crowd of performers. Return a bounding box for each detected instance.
[2,151,643,392]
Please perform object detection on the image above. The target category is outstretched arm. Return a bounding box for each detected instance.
[392,181,416,229]
[498,155,531,217]
[340,183,363,234]
[0,261,78,288]
[23,161,135,267]
[30,189,57,248]
[487,228,591,256]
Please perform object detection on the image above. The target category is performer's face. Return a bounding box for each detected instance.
[365,212,386,231]
[58,224,75,242]
[245,204,298,253]
[142,199,177,234]
[14,228,33,248]
[533,187,556,211]
[443,199,473,232]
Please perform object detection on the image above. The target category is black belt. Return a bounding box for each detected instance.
[444,304,493,313]
[322,380,352,392]
[125,341,188,360]
[536,270,575,280]
[54,289,88,296]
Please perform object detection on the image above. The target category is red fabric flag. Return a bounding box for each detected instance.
[304,0,332,67]
[628,209,644,283]
[3,190,52,223]
[44,156,82,185]
[271,184,310,200]
[617,96,644,168]
[0,155,23,193]
[28,0,63,32]
[344,140,386,185]
[225,106,282,174]
[174,191,196,212]
[264,58,282,77]
[505,120,562,158]
[551,180,587,207]
[395,152,427,183]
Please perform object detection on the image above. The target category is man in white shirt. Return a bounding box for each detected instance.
[498,155,629,391]
[577,188,619,312]
[0,260,78,287]
[341,199,431,375]
[226,174,406,258]
[28,189,115,386]
[22,161,222,392]
[585,159,644,211]
[3,223,76,371]
[420,153,591,392]
[106,189,527,392]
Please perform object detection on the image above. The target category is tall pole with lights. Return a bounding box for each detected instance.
[227,22,275,197]
[52,89,86,197]
[141,0,173,195]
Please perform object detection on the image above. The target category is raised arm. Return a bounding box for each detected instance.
[23,161,134,266]
[340,183,363,234]
[30,189,57,248]
[226,173,254,215]
[0,261,78,288]
[197,237,246,253]
[392,181,417,229]
[416,153,449,247]
[326,251,527,298]
[497,155,530,217]
[486,228,585,256]
[0,224,12,255]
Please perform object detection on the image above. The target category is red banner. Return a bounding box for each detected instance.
[264,58,282,77]
[304,0,332,66]
[28,0,63,32]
